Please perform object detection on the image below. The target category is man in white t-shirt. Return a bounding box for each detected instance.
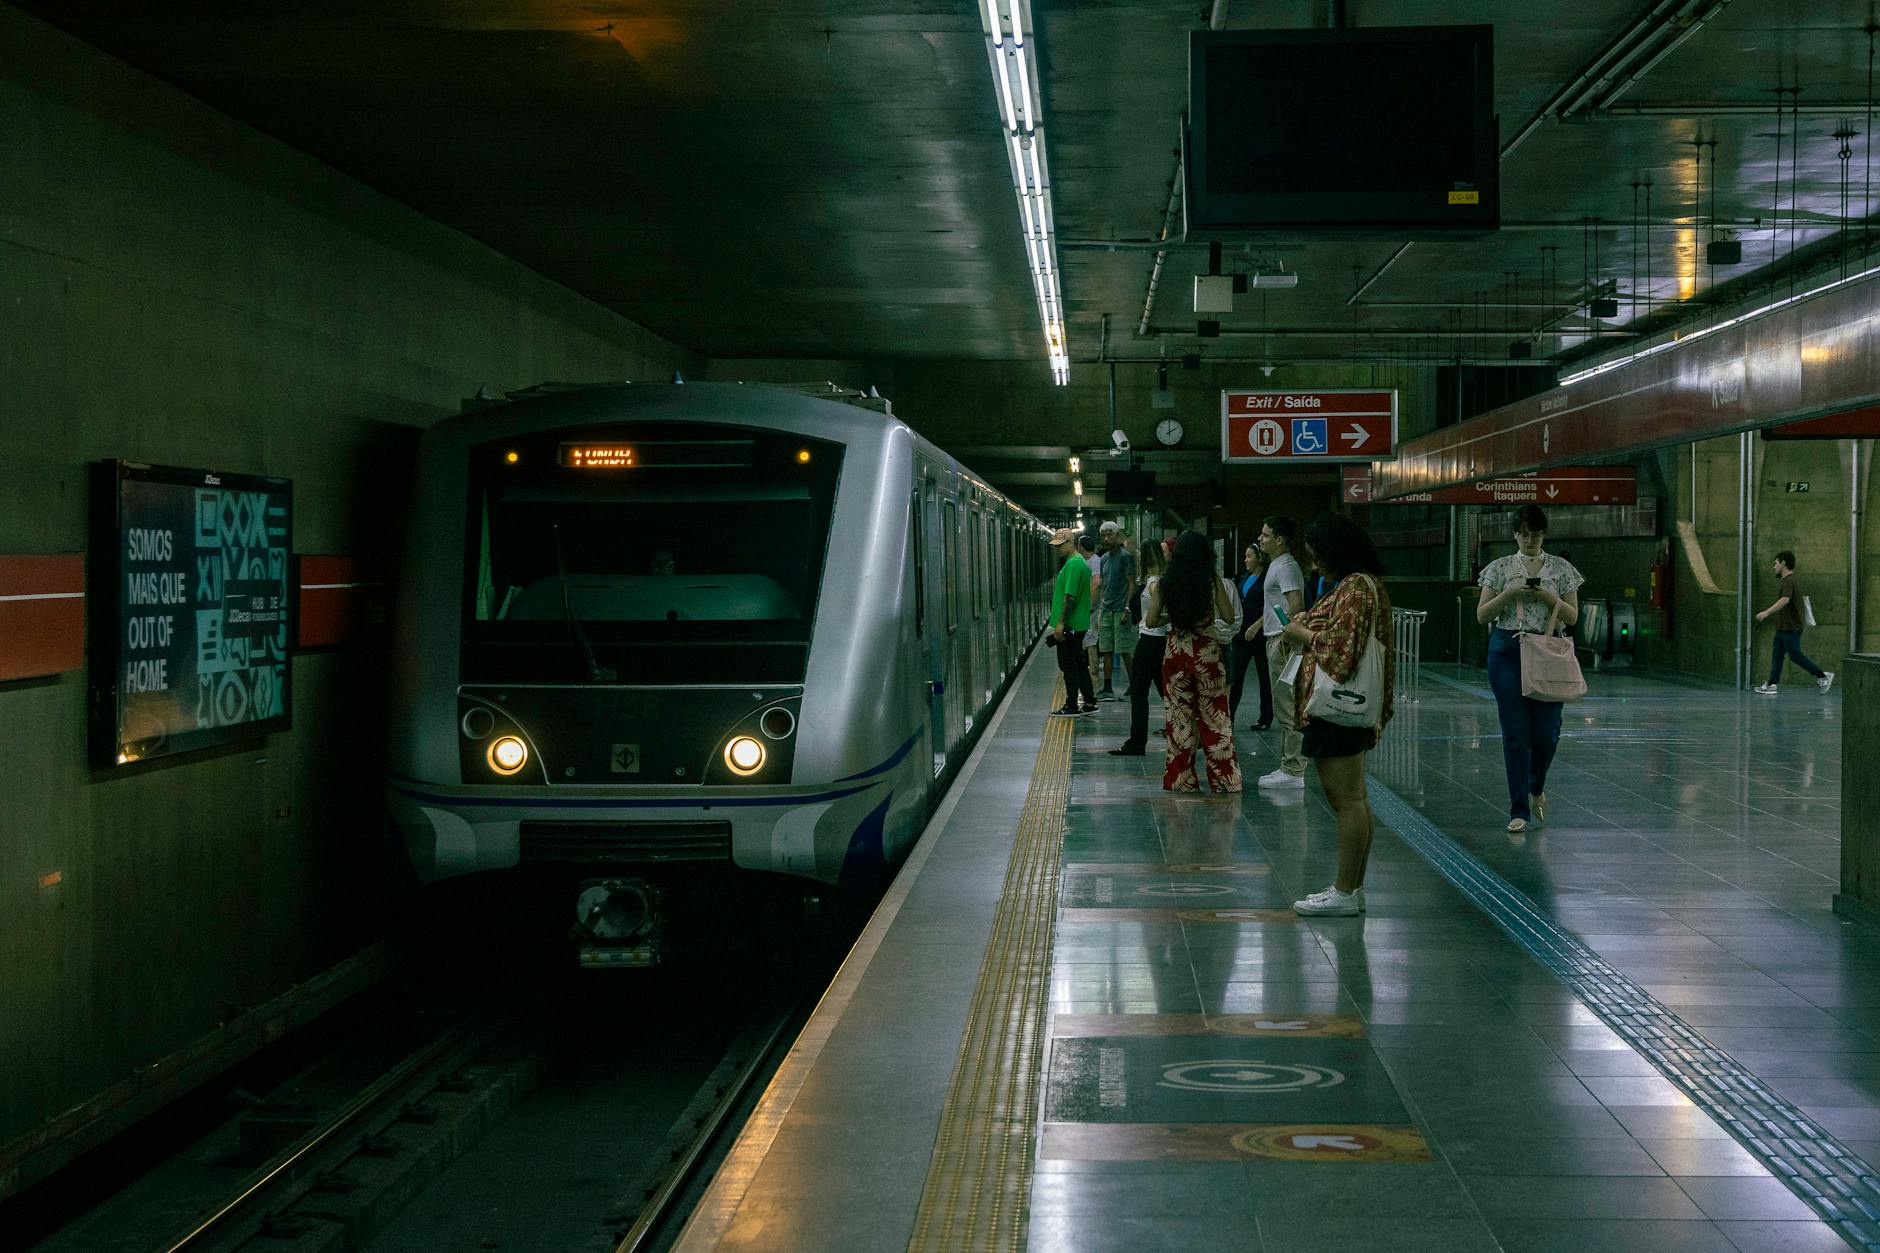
[1255,515,1307,787]
[1078,533,1102,684]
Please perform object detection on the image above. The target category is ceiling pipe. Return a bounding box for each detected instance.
[1140,326,1634,339]
[1597,100,1867,117]
[1136,1,1229,338]
[1346,243,1413,307]
[1071,218,1806,251]
[1136,157,1184,336]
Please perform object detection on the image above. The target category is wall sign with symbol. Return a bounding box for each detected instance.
[1222,390,1398,463]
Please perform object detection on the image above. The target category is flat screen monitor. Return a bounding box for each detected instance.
[90,461,293,766]
[1104,469,1157,504]
[1187,25,1498,234]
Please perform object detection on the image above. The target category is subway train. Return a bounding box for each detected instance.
[386,381,1052,963]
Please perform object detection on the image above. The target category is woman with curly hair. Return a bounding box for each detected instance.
[1142,531,1243,793]
[1281,513,1394,914]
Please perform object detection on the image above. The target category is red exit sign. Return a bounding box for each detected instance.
[1222,390,1398,463]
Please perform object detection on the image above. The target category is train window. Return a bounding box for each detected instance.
[942,499,958,633]
[461,423,843,684]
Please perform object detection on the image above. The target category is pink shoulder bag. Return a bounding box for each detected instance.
[1518,601,1586,702]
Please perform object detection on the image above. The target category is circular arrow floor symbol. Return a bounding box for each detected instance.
[1136,883,1236,897]
[1156,1060,1346,1093]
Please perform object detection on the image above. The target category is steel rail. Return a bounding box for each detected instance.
[613,1005,799,1253]
[162,1014,492,1253]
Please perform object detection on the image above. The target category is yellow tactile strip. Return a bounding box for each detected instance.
[907,684,1072,1253]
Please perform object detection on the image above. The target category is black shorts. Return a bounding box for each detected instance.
[1302,719,1376,760]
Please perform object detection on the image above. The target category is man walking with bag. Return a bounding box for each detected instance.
[1754,550,1833,695]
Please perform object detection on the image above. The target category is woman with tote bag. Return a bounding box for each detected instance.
[1281,513,1395,916]
[1476,505,1584,834]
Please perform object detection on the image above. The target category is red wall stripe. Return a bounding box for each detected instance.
[0,554,85,681]
[296,555,384,648]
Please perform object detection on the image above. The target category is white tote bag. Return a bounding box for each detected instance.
[1207,576,1241,647]
[1303,576,1384,728]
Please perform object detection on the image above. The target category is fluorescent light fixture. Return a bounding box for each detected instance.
[1014,45,1036,132]
[995,55,1017,133]
[979,0,1066,385]
[1073,478,1084,496]
[1069,456,1080,473]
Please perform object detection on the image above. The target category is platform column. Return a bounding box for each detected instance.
[1837,654,1880,927]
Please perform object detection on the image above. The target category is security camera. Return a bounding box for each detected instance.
[1111,429,1131,452]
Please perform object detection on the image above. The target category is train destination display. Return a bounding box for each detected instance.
[91,461,293,765]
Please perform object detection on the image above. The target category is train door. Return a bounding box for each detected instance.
[921,478,946,778]
[941,492,961,760]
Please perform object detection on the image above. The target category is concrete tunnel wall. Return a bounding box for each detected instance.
[0,6,698,1153]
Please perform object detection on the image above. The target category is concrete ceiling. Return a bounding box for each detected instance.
[18,1,1880,378]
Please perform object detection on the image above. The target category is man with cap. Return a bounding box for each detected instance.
[1094,521,1137,699]
[1049,528,1097,716]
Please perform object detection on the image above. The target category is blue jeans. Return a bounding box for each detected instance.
[1768,630,1825,685]
[1487,629,1564,819]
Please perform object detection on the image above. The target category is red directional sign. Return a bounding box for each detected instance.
[1341,465,1372,502]
[1222,390,1398,463]
[1366,465,1638,506]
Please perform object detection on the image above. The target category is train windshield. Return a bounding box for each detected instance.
[462,425,844,684]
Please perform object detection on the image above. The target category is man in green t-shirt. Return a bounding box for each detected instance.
[1048,528,1096,716]
[1753,549,1833,694]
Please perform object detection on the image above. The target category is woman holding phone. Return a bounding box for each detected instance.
[1476,505,1583,833]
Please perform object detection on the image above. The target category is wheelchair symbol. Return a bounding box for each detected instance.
[1291,418,1328,455]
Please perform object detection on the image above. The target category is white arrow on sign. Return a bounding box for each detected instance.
[1545,485,1558,499]
[1347,484,1365,498]
[1340,424,1369,448]
[1253,1020,1311,1031]
[1290,1134,1366,1151]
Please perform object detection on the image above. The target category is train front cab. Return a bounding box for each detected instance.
[394,410,886,964]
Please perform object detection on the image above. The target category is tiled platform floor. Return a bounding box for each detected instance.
[1035,666,1871,1252]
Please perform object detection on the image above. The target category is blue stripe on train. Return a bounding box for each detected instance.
[836,795,895,899]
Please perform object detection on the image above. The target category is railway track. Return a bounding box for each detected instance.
[162,1013,502,1252]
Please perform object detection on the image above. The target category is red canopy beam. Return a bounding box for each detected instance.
[1373,270,1880,499]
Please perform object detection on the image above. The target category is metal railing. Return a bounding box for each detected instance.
[1391,608,1426,704]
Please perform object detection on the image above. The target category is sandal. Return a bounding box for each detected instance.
[1506,817,1528,834]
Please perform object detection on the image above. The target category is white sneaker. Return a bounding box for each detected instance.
[1257,768,1305,790]
[1294,886,1365,916]
[1753,683,1779,695]
[1820,671,1835,693]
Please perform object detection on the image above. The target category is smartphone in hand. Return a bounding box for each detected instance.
[1274,603,1291,626]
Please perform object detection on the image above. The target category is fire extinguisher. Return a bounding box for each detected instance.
[1649,541,1672,635]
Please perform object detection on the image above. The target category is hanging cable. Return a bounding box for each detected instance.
[1866,25,1876,256]
[1789,86,1802,296]
[1630,180,1641,326]
[1772,84,1786,273]
[1643,182,1654,324]
[1707,140,1721,327]
[1839,121,1855,279]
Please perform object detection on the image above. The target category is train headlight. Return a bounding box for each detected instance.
[488,735,529,775]
[724,736,766,776]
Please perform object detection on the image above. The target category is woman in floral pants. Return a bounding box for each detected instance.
[1143,531,1243,794]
